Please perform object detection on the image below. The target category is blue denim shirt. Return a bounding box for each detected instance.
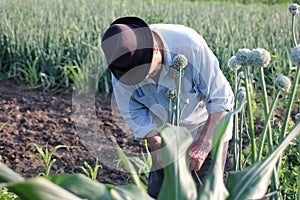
[112,24,234,139]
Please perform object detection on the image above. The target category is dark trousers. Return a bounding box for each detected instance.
[147,142,229,199]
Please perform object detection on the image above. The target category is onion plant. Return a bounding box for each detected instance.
[227,3,300,198]
[166,54,188,126]
[172,54,188,126]
[0,1,299,199]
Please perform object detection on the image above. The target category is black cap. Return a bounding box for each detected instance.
[101,16,154,85]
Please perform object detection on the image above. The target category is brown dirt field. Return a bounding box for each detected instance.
[0,79,145,185]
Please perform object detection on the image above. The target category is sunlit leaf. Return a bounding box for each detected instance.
[48,173,112,200]
[158,125,197,200]
[0,162,24,183]
[7,177,83,200]
[111,184,154,200]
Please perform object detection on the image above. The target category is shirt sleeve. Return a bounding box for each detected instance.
[112,75,160,139]
[191,38,234,114]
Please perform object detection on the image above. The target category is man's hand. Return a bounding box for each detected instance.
[189,142,206,171]
[147,131,163,167]
[189,111,228,171]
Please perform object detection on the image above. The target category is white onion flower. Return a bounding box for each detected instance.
[235,48,252,65]
[275,74,291,91]
[236,87,246,103]
[168,67,183,78]
[295,113,300,121]
[290,45,300,66]
[249,48,271,67]
[238,71,245,79]
[173,54,188,70]
[228,56,241,70]
[288,3,300,15]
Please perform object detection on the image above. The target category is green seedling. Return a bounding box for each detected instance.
[0,123,7,131]
[114,139,152,185]
[80,159,102,181]
[27,143,69,176]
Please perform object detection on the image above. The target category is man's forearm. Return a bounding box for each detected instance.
[189,111,228,170]
[195,111,228,153]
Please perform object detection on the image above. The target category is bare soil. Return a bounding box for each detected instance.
[0,79,144,185]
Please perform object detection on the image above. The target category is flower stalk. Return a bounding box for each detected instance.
[289,3,299,46]
[292,14,298,47]
[242,66,257,163]
[166,89,176,125]
[235,87,246,170]
[238,108,244,170]
[228,55,242,170]
[258,67,274,153]
[257,90,281,160]
[279,67,300,141]
[233,69,239,170]
[176,66,183,126]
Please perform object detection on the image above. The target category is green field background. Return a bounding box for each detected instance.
[0,0,298,92]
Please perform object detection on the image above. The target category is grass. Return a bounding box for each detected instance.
[0,0,296,92]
